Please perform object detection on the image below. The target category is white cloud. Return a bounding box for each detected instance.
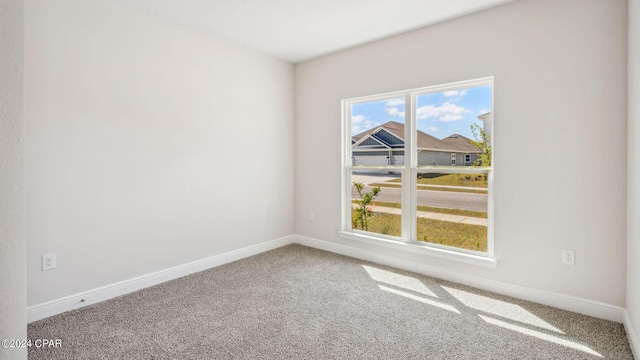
[386,107,405,117]
[427,126,438,132]
[351,115,367,134]
[385,98,405,106]
[416,101,470,122]
[443,89,467,97]
[352,114,366,124]
[384,98,406,117]
[351,117,381,135]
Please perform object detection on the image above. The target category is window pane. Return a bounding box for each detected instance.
[414,85,492,167]
[351,98,405,166]
[415,172,488,252]
[351,170,402,237]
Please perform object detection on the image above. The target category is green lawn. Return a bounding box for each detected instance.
[389,173,488,188]
[417,217,487,252]
[358,213,487,252]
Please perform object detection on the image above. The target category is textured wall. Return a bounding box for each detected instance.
[295,0,628,306]
[627,0,640,353]
[0,0,27,358]
[25,0,294,305]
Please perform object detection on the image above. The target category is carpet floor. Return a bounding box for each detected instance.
[28,244,633,359]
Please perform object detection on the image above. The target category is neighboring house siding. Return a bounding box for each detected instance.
[374,130,403,146]
[360,137,387,147]
[353,151,388,156]
[353,151,479,166]
[465,153,480,165]
[417,151,456,166]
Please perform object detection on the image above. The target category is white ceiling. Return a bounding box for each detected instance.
[114,0,516,63]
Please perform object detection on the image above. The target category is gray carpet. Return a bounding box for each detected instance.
[28,244,633,359]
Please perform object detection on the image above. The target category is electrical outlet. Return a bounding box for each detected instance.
[308,211,314,222]
[42,253,56,271]
[561,249,575,265]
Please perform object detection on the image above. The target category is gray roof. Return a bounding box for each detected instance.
[440,134,481,153]
[352,121,481,153]
[352,121,404,143]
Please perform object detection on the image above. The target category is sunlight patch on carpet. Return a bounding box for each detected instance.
[378,285,460,314]
[479,315,602,358]
[443,286,564,334]
[363,265,437,297]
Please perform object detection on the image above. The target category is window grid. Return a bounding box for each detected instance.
[342,77,494,257]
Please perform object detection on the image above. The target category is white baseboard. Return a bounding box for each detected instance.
[27,235,295,323]
[295,235,625,323]
[27,233,626,327]
[624,310,640,359]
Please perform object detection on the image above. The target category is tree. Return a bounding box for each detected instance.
[352,182,381,231]
[470,123,491,183]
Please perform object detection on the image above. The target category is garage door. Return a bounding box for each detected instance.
[353,156,389,166]
[391,155,404,166]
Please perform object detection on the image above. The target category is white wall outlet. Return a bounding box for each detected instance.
[42,253,56,271]
[561,249,575,265]
[308,210,314,222]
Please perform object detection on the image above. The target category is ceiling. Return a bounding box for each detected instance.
[114,0,516,63]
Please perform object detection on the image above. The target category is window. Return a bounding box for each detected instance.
[341,78,494,259]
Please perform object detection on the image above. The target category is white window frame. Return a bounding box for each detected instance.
[451,153,457,166]
[339,77,496,268]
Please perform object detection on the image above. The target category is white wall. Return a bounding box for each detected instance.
[627,0,640,354]
[295,0,628,306]
[25,0,294,306]
[0,0,27,358]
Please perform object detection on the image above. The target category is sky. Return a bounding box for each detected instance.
[350,85,491,140]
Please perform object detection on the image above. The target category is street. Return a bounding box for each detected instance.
[351,185,487,212]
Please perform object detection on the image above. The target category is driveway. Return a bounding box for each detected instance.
[352,172,400,185]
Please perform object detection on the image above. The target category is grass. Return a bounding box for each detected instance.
[417,217,487,252]
[356,213,402,237]
[369,183,487,194]
[363,200,487,219]
[389,173,488,188]
[356,213,487,252]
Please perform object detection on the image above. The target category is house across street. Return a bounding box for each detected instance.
[351,121,481,167]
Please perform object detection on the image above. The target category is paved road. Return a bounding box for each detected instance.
[352,185,487,212]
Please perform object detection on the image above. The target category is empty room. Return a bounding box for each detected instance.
[1,0,640,358]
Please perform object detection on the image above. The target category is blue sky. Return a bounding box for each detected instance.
[351,85,491,140]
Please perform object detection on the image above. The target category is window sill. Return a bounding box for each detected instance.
[338,231,498,269]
